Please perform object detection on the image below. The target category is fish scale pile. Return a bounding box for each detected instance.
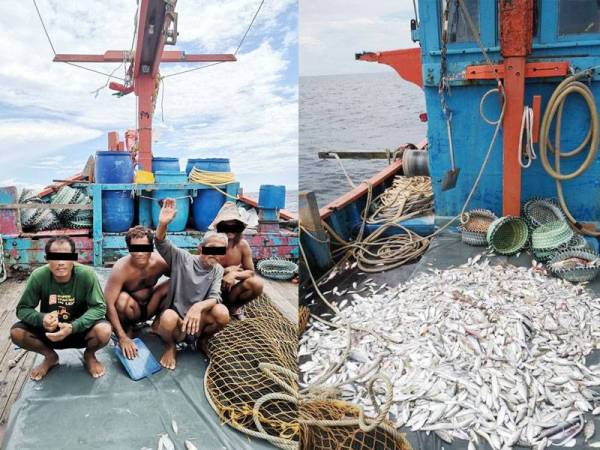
[299,256,600,449]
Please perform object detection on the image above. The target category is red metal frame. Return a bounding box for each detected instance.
[464,61,569,80]
[500,0,534,216]
[52,0,236,171]
[356,48,423,88]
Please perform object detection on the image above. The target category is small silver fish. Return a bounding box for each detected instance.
[184,440,198,450]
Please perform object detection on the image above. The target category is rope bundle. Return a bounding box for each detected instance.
[366,176,433,225]
[188,167,235,185]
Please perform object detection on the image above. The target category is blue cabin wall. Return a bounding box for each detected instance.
[418,0,600,221]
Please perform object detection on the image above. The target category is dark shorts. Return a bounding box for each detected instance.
[11,320,110,350]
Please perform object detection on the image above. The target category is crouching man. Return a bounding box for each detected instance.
[152,198,230,370]
[211,202,263,319]
[104,226,170,360]
[10,236,111,380]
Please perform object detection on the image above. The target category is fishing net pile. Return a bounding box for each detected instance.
[205,295,408,450]
[300,255,600,449]
[205,295,299,449]
[19,186,92,232]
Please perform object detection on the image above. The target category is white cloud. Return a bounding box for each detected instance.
[300,0,418,76]
[0,0,297,192]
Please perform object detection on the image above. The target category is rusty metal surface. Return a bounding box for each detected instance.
[500,0,534,57]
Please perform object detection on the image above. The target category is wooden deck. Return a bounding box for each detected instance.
[0,272,297,442]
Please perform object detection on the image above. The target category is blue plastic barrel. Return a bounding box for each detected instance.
[193,190,226,231]
[95,151,134,183]
[102,191,135,232]
[185,158,231,176]
[152,171,189,232]
[187,158,231,231]
[152,157,180,173]
[258,185,286,209]
[95,151,134,232]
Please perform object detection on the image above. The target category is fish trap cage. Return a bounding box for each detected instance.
[257,258,299,281]
[459,209,497,246]
[522,198,566,229]
[531,221,574,262]
[548,249,600,282]
[486,216,529,255]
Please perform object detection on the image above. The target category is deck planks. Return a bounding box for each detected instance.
[0,279,34,441]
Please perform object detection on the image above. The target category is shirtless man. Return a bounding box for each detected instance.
[211,202,263,319]
[153,198,230,369]
[104,226,170,359]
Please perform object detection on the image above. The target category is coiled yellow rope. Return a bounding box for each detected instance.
[188,167,238,200]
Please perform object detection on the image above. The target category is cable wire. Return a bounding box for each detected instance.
[162,0,265,80]
[32,0,126,81]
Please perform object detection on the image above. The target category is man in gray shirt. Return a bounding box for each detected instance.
[153,198,230,370]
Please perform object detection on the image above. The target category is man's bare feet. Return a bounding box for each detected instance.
[84,350,106,378]
[30,352,59,381]
[160,344,177,370]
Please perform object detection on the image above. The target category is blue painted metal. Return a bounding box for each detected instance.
[152,157,180,172]
[417,0,600,222]
[259,185,286,209]
[151,171,189,232]
[185,158,231,176]
[86,181,240,266]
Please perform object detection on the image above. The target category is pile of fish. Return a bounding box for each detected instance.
[299,255,600,449]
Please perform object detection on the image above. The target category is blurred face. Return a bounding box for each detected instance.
[216,220,244,245]
[47,241,75,281]
[199,237,227,267]
[129,236,152,267]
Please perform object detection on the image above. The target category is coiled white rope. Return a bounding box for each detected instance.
[518,106,536,169]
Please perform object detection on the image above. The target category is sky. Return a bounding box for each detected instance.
[0,0,297,193]
[300,0,418,77]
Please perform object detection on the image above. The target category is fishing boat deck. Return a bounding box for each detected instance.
[0,271,296,444]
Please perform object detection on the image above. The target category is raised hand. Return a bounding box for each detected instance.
[159,198,177,225]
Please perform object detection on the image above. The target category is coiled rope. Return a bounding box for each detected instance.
[538,68,600,236]
[188,167,239,200]
[518,106,536,169]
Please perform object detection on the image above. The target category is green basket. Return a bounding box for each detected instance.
[257,258,298,280]
[566,233,590,251]
[486,216,529,256]
[531,221,574,251]
[548,249,600,283]
[522,198,565,229]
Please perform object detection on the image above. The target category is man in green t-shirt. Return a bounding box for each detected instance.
[10,236,111,380]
